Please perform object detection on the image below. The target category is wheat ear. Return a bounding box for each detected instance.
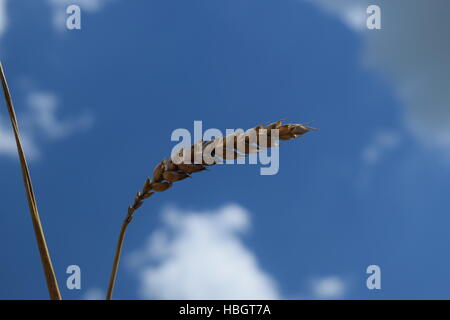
[106,120,315,299]
[0,62,62,300]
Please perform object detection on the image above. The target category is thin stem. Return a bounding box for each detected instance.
[107,181,150,299]
[0,62,62,300]
[105,121,313,299]
[106,209,134,300]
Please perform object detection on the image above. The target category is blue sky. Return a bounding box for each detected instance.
[1,0,450,299]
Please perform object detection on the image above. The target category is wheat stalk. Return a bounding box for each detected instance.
[106,120,314,299]
[0,62,62,300]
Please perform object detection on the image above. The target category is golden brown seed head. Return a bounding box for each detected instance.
[177,163,206,173]
[291,124,314,136]
[142,192,154,199]
[127,120,314,215]
[162,171,190,182]
[151,181,172,192]
[153,161,164,182]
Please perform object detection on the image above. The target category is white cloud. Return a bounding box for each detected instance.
[49,0,113,12]
[128,204,281,300]
[357,130,402,188]
[310,0,450,151]
[0,118,41,159]
[26,92,93,139]
[0,119,16,157]
[310,0,367,31]
[311,276,346,299]
[0,0,7,38]
[83,288,104,300]
[362,130,402,166]
[48,0,114,31]
[127,204,349,300]
[0,90,93,160]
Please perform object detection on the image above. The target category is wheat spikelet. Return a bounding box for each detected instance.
[129,120,314,216]
[106,120,315,299]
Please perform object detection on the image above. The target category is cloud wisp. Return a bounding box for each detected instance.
[0,0,7,38]
[362,130,402,166]
[83,288,104,300]
[0,90,93,160]
[310,276,346,299]
[311,0,450,152]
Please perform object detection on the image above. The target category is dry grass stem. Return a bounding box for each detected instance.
[106,120,315,299]
[0,62,62,300]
